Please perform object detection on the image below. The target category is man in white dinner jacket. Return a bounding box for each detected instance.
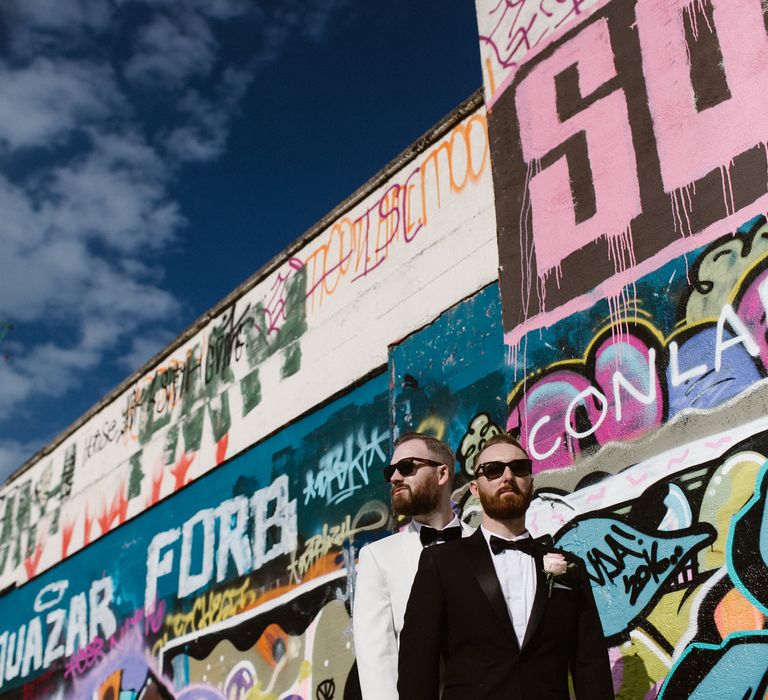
[352,432,473,700]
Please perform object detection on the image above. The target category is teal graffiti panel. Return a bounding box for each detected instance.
[0,372,390,695]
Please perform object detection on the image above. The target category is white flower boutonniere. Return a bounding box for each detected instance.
[542,552,574,598]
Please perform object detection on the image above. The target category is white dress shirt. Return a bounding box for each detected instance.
[481,526,537,646]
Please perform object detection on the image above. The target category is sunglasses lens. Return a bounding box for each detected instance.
[384,457,417,482]
[476,459,532,479]
[477,461,504,479]
[489,462,508,479]
[511,459,532,476]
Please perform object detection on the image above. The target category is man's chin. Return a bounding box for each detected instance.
[482,493,530,520]
[391,491,412,515]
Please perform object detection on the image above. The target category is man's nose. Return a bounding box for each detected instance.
[501,466,517,483]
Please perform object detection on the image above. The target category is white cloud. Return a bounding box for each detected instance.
[0,0,355,474]
[3,0,112,58]
[124,13,218,89]
[0,59,120,151]
[42,131,183,252]
[165,68,252,163]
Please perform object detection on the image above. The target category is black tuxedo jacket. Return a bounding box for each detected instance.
[397,528,614,699]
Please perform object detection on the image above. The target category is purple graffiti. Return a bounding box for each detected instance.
[666,326,762,415]
[224,663,255,696]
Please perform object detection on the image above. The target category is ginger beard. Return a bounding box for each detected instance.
[391,474,440,517]
[476,476,533,520]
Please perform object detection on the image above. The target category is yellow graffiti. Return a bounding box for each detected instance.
[164,577,257,639]
[287,509,388,584]
[415,415,446,440]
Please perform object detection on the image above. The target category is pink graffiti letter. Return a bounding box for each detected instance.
[515,19,641,274]
[637,0,768,191]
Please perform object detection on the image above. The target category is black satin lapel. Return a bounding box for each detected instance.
[464,530,518,645]
[521,551,548,651]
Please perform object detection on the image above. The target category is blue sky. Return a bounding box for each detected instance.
[0,1,482,478]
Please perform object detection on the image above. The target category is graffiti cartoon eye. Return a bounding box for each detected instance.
[257,623,290,667]
[272,637,286,663]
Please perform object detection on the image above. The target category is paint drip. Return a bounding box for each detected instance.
[682,0,714,44]
[720,160,736,217]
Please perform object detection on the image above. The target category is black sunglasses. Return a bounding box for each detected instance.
[383,456,443,482]
[474,459,532,480]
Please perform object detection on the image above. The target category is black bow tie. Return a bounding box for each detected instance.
[489,535,536,556]
[419,526,462,546]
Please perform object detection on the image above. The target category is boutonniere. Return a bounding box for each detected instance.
[542,552,574,598]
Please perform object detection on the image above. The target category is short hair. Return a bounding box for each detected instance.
[475,432,528,471]
[394,432,456,471]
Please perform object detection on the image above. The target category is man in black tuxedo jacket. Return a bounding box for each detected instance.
[398,433,613,699]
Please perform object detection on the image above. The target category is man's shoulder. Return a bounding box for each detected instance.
[361,528,420,559]
[421,529,478,565]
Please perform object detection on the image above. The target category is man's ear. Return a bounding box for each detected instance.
[469,480,478,497]
[437,464,451,486]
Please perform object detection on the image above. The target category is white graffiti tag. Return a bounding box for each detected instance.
[303,427,390,505]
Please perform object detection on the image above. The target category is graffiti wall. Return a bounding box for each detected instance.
[483,0,768,694]
[389,282,511,523]
[0,374,391,699]
[489,0,768,347]
[0,98,496,591]
[502,222,768,696]
[4,0,768,697]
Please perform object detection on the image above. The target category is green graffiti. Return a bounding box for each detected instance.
[208,391,232,443]
[183,405,206,454]
[180,345,205,416]
[0,492,15,572]
[25,522,36,558]
[13,482,32,568]
[48,507,60,537]
[60,444,76,499]
[163,425,179,465]
[32,461,63,537]
[275,264,308,351]
[281,343,302,379]
[243,301,269,366]
[204,314,238,395]
[125,264,308,480]
[138,371,173,445]
[240,368,262,416]
[243,264,308,368]
[16,482,31,533]
[128,450,144,500]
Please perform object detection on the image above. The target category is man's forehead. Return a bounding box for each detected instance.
[392,438,437,459]
[477,441,527,462]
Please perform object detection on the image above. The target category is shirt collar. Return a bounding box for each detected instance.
[412,515,461,533]
[480,525,531,545]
